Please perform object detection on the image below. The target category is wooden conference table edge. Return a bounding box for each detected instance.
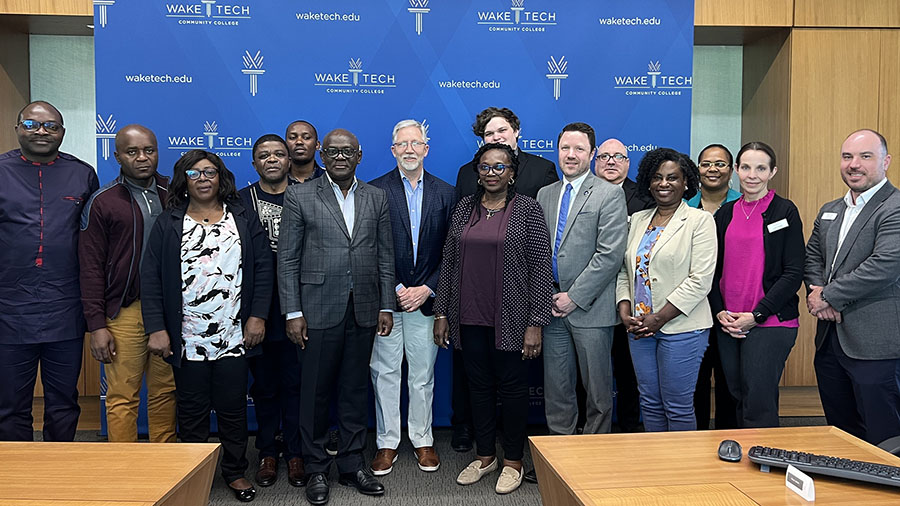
[529,426,900,506]
[0,442,220,506]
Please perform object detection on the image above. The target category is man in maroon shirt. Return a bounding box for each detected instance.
[0,101,99,441]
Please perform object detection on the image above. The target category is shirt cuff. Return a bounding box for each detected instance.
[286,311,303,320]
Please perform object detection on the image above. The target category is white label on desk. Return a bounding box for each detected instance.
[785,464,815,501]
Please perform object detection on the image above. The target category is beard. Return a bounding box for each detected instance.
[398,157,421,172]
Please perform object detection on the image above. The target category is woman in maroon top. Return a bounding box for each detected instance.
[708,141,805,428]
[433,143,552,494]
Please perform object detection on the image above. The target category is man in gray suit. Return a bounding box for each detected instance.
[278,128,395,504]
[537,123,627,436]
[805,128,900,445]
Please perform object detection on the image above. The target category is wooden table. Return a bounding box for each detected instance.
[530,426,900,505]
[0,442,220,506]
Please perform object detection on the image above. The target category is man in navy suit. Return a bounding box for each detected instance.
[368,120,456,476]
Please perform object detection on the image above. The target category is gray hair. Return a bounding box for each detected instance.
[391,119,429,144]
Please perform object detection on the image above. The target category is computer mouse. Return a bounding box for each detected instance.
[718,439,743,462]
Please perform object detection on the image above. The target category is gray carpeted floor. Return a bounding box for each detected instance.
[57,416,827,505]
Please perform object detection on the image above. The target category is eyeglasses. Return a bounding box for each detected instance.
[477,163,509,175]
[391,140,426,150]
[699,161,730,169]
[185,168,219,180]
[598,153,627,162]
[18,120,63,132]
[321,147,360,159]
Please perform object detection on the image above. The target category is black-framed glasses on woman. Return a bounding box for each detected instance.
[477,163,509,175]
[185,168,219,180]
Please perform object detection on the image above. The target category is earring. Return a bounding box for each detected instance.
[183,191,188,197]
[509,177,515,185]
[477,179,483,186]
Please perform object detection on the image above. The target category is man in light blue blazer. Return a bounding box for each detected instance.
[536,123,628,436]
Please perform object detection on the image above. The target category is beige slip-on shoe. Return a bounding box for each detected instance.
[456,458,498,485]
[495,465,524,494]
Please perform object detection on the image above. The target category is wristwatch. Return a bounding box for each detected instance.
[753,311,767,324]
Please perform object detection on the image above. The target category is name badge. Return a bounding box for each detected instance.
[767,219,789,233]
[822,212,838,221]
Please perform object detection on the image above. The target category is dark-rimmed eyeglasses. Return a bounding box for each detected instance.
[321,147,360,159]
[18,120,63,132]
[699,161,729,169]
[597,153,627,162]
[185,168,219,180]
[477,163,509,175]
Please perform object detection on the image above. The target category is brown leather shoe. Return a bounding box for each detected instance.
[414,446,440,472]
[255,457,277,487]
[287,457,306,487]
[370,448,398,476]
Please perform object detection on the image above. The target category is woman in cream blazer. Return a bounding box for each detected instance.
[615,148,717,432]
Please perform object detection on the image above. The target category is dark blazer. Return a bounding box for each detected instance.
[141,200,273,367]
[455,149,558,200]
[622,177,655,216]
[709,193,805,323]
[433,194,553,352]
[277,175,395,329]
[369,168,456,316]
[805,180,900,359]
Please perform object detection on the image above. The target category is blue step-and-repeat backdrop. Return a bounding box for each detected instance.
[94,0,694,432]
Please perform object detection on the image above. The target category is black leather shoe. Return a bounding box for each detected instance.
[325,430,339,456]
[523,468,538,483]
[338,468,385,496]
[305,473,329,505]
[451,425,473,452]
[227,481,257,502]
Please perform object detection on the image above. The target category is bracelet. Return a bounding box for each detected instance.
[434,315,448,320]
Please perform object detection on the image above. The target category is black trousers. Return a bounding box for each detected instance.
[717,326,796,428]
[460,325,529,461]
[815,324,900,445]
[249,338,301,461]
[612,323,642,431]
[173,356,250,483]
[0,339,83,441]
[451,348,472,429]
[299,295,375,474]
[694,331,738,429]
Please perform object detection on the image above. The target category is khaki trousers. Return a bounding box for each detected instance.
[104,300,176,442]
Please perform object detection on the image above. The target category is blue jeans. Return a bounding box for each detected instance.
[628,329,709,432]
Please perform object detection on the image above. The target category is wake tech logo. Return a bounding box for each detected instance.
[614,61,693,96]
[93,0,115,28]
[476,0,558,32]
[313,59,397,95]
[167,121,252,158]
[241,50,265,97]
[96,114,116,161]
[164,1,251,26]
[407,0,430,36]
[546,56,568,100]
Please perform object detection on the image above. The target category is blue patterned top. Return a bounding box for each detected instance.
[633,224,665,317]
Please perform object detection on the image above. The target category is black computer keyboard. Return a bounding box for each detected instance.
[747,445,900,488]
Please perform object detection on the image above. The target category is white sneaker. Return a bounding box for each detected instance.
[456,458,498,485]
[495,466,523,494]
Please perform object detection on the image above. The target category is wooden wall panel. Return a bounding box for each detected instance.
[782,29,883,386]
[0,28,28,152]
[879,30,900,183]
[695,0,793,27]
[795,0,900,28]
[741,30,792,194]
[0,0,91,16]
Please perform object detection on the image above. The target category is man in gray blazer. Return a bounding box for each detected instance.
[537,123,628,436]
[805,128,900,445]
[278,128,395,504]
